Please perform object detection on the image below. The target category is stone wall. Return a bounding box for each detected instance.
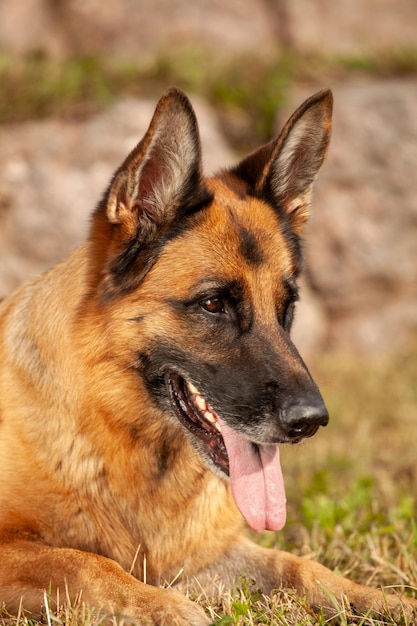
[1,0,416,58]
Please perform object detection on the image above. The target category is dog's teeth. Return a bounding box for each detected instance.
[203,410,216,424]
[186,380,221,432]
[194,394,207,412]
[187,381,208,412]
[203,410,221,433]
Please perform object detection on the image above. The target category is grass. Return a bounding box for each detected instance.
[1,45,417,150]
[0,344,416,625]
[0,48,296,149]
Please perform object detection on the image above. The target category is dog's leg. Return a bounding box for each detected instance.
[0,540,210,625]
[195,538,417,620]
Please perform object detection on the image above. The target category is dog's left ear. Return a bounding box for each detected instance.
[104,88,208,243]
[233,89,333,235]
[91,89,212,296]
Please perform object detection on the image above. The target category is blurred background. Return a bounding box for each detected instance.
[0,0,416,574]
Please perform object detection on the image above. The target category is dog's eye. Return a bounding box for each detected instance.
[200,297,225,314]
[283,298,297,330]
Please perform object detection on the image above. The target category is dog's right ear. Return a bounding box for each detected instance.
[232,89,333,236]
[91,89,211,296]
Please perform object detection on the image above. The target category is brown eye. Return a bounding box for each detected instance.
[200,297,225,314]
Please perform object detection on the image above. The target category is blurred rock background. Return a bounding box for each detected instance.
[0,0,416,358]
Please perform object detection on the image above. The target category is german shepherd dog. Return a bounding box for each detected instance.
[0,88,415,625]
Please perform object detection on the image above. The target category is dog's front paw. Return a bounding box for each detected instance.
[148,588,210,626]
[117,587,210,626]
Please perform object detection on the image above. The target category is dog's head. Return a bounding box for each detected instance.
[88,88,333,531]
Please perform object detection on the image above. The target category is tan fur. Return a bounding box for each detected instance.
[0,89,415,625]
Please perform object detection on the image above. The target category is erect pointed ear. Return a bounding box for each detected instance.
[232,89,333,235]
[104,87,210,244]
[90,88,213,296]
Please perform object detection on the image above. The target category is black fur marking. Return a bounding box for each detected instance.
[237,226,264,266]
[224,204,264,267]
[231,142,275,194]
[230,149,304,270]
[128,315,145,323]
[236,178,304,276]
[100,188,214,302]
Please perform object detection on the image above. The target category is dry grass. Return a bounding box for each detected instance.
[1,345,416,625]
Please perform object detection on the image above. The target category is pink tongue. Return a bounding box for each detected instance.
[218,417,287,532]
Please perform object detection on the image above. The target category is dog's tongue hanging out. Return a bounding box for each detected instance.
[218,418,287,532]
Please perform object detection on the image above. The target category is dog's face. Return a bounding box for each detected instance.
[134,178,322,447]
[88,88,333,531]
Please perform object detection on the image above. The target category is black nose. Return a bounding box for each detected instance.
[281,398,329,440]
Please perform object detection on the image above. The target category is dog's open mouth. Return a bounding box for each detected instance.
[166,372,287,533]
[166,372,229,474]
